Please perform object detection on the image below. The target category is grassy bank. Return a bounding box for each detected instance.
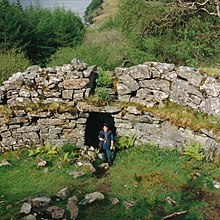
[1,145,220,219]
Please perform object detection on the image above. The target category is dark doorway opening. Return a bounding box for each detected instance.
[85,112,116,148]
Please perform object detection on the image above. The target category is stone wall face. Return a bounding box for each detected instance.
[116,62,220,117]
[0,59,220,158]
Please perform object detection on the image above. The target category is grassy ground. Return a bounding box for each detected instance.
[1,145,220,219]
[92,0,119,26]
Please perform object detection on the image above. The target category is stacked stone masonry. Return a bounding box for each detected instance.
[0,59,220,159]
[116,62,220,116]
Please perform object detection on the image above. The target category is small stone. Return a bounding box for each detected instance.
[67,196,78,220]
[69,170,85,178]
[31,196,51,208]
[37,160,47,168]
[22,214,36,220]
[56,187,71,199]
[79,192,104,205]
[122,201,136,209]
[165,196,177,206]
[0,159,11,167]
[213,180,220,189]
[98,163,109,170]
[46,205,65,219]
[20,202,32,214]
[109,198,119,205]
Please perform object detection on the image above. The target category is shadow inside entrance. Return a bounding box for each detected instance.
[85,112,116,148]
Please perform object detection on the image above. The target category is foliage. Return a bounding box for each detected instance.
[96,69,112,87]
[117,0,220,67]
[183,141,206,161]
[48,29,148,70]
[28,145,76,164]
[0,0,85,66]
[85,0,103,24]
[94,87,111,102]
[115,134,136,150]
[0,49,30,84]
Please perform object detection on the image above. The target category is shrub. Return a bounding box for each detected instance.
[94,87,111,101]
[0,49,30,84]
[96,69,112,87]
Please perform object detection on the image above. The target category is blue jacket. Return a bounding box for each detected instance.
[98,130,113,149]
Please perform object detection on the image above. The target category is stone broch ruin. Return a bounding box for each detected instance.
[0,58,220,159]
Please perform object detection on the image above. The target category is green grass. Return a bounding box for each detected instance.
[1,145,220,219]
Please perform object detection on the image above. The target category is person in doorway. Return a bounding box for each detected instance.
[98,123,114,166]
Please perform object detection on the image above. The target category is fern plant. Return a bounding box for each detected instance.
[115,135,136,150]
[28,145,76,166]
[183,141,206,161]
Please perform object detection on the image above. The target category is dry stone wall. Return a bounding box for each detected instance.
[0,59,220,158]
[116,62,220,117]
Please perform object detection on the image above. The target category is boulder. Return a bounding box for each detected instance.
[67,196,78,220]
[46,206,65,219]
[20,202,32,214]
[56,187,71,199]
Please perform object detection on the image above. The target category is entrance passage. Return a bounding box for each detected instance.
[85,113,116,148]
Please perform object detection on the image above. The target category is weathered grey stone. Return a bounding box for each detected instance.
[177,66,204,87]
[62,90,73,100]
[46,206,65,219]
[118,94,131,102]
[0,125,8,133]
[79,192,104,205]
[118,74,139,91]
[22,214,36,220]
[37,160,47,168]
[127,64,152,80]
[62,78,89,90]
[0,159,11,167]
[49,127,63,135]
[38,118,68,126]
[56,187,71,199]
[147,62,175,73]
[75,160,96,173]
[69,170,86,178]
[123,201,136,209]
[73,90,84,99]
[20,203,32,214]
[83,65,97,78]
[109,198,120,205]
[14,110,27,117]
[126,106,141,115]
[1,131,11,138]
[115,121,133,129]
[140,79,170,92]
[43,91,61,98]
[116,83,131,95]
[15,97,32,105]
[71,58,87,70]
[19,88,31,98]
[170,79,202,107]
[200,77,220,97]
[67,196,78,220]
[200,98,220,117]
[31,196,51,208]
[161,71,178,82]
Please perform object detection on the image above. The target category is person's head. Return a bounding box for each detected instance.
[103,123,109,132]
